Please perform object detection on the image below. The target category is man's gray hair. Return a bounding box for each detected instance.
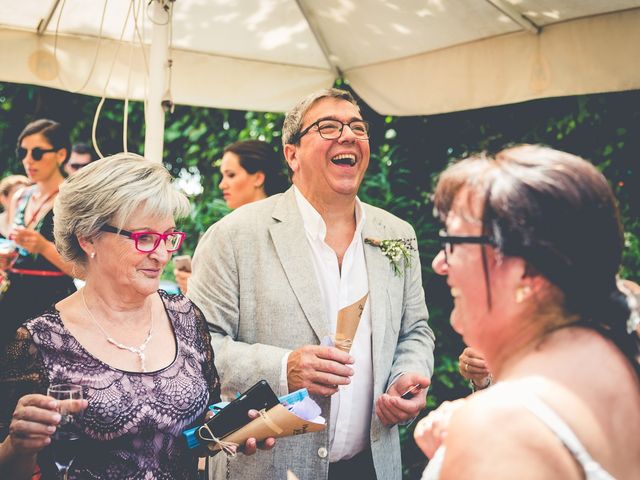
[281,88,361,147]
[54,153,190,270]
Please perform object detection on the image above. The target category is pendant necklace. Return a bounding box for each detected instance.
[81,288,154,372]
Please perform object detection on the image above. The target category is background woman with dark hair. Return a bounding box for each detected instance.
[415,145,639,479]
[174,139,288,293]
[221,139,288,205]
[0,120,76,347]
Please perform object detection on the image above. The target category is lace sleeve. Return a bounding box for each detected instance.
[0,326,49,440]
[193,301,222,408]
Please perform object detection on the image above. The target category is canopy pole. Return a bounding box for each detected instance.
[484,0,540,34]
[144,0,170,163]
[37,0,62,34]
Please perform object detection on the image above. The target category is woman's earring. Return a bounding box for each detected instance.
[90,252,96,259]
[515,285,531,304]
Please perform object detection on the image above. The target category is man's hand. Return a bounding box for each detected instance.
[375,372,430,426]
[173,269,191,294]
[458,347,490,386]
[287,345,354,396]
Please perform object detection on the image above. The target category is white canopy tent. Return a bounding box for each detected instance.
[1,0,639,161]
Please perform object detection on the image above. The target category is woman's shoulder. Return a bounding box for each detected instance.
[24,309,64,335]
[158,290,207,328]
[441,382,584,479]
[158,289,196,314]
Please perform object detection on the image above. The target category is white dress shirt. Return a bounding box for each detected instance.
[279,186,373,462]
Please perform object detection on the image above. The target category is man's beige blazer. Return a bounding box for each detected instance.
[189,187,435,480]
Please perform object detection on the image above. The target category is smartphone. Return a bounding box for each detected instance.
[400,384,422,400]
[199,380,279,440]
[173,254,192,272]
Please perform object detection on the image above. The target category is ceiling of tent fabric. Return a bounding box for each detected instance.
[1,0,639,115]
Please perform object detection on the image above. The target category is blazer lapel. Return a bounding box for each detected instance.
[362,207,391,385]
[269,189,329,343]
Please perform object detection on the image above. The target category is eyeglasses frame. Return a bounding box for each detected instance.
[99,224,186,253]
[293,119,370,143]
[438,230,492,263]
[66,162,91,171]
[16,146,60,161]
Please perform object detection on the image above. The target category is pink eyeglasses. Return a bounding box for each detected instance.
[99,224,185,253]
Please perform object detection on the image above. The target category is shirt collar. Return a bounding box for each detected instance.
[293,185,366,242]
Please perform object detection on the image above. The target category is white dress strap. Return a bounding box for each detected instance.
[516,393,616,480]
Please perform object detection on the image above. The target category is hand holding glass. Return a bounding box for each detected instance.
[47,384,84,480]
[0,239,19,270]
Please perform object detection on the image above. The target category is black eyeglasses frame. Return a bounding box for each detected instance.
[292,119,370,144]
[16,146,60,161]
[438,230,493,263]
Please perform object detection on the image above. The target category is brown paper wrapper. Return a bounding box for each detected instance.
[208,404,325,453]
[334,292,369,352]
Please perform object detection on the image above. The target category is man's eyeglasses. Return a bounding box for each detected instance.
[67,162,90,171]
[99,224,186,253]
[438,230,492,263]
[294,119,370,143]
[16,147,60,161]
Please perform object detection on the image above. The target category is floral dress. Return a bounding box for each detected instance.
[0,291,220,480]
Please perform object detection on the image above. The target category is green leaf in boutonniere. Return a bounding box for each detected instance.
[364,237,416,276]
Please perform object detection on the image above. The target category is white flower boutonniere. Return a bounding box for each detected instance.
[365,237,416,276]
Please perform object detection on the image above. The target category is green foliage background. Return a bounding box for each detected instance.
[1,82,638,479]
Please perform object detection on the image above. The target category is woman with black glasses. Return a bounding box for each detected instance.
[415,145,639,479]
[0,120,76,349]
[0,154,273,479]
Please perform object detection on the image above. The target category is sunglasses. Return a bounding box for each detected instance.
[16,146,60,161]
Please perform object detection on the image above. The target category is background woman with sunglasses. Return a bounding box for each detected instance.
[0,154,273,479]
[0,119,76,349]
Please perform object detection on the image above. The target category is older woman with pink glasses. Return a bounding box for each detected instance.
[0,154,273,480]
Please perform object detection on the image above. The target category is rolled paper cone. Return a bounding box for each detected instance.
[208,404,325,452]
[335,292,369,352]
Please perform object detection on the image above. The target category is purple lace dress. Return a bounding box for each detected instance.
[0,291,220,479]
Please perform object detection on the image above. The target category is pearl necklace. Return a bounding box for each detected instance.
[81,288,154,372]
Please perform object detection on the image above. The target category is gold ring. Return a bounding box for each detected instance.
[465,363,469,372]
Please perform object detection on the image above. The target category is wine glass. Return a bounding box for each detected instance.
[0,238,19,270]
[47,384,84,480]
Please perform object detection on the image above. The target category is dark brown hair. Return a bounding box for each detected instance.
[434,144,638,376]
[17,119,71,163]
[224,140,288,196]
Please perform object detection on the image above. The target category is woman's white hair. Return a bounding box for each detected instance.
[54,153,190,267]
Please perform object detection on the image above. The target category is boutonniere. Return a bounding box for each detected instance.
[364,237,416,276]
